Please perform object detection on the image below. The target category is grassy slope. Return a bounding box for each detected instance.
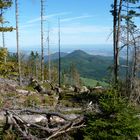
[81,77,109,87]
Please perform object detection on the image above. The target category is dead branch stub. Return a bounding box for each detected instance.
[2,109,85,140]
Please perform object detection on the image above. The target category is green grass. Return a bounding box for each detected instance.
[81,77,108,87]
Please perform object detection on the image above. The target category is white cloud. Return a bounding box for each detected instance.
[52,25,111,34]
[50,24,112,45]
[20,14,93,32]
[27,12,71,24]
[61,15,93,22]
[5,21,112,51]
[20,23,36,29]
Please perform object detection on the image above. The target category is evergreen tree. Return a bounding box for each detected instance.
[84,90,140,140]
[0,0,14,32]
[26,51,40,79]
[0,47,16,77]
[69,63,80,86]
[35,51,39,79]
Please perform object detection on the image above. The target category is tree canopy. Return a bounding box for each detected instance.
[0,0,14,32]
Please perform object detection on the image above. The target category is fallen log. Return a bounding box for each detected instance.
[2,108,85,140]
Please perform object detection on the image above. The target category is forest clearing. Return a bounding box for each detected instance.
[1,0,140,140]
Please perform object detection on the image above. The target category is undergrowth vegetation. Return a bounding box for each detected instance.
[83,89,140,140]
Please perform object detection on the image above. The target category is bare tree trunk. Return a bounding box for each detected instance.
[1,10,5,49]
[113,0,122,85]
[1,30,5,49]
[113,0,118,84]
[3,109,85,140]
[116,0,122,82]
[15,0,22,86]
[126,1,129,84]
[41,0,44,81]
[2,31,6,64]
[47,26,51,81]
[58,18,61,87]
[133,43,137,78]
[35,61,38,80]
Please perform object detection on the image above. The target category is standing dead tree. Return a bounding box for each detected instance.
[15,0,22,86]
[111,0,140,86]
[111,0,123,85]
[58,18,61,87]
[41,0,45,81]
[47,25,51,82]
[129,35,140,103]
[1,8,5,48]
[120,25,140,103]
[112,0,118,84]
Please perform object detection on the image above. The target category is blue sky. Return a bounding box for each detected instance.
[1,0,114,51]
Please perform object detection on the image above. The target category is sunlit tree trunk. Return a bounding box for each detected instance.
[41,0,44,81]
[113,0,122,85]
[47,27,51,81]
[15,0,22,86]
[126,1,129,84]
[35,52,39,80]
[113,0,117,84]
[133,41,137,78]
[58,18,61,87]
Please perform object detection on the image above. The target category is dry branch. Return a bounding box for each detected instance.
[2,109,85,140]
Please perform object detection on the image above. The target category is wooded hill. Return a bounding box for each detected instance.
[1,0,140,139]
[52,50,125,81]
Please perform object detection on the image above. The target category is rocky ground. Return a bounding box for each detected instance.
[0,77,87,139]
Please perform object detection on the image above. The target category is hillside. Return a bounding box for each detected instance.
[44,52,68,62]
[52,50,125,80]
[81,77,109,87]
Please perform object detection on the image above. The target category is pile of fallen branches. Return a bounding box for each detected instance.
[3,109,85,140]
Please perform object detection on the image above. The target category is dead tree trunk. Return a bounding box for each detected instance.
[58,18,61,87]
[15,0,22,86]
[41,0,45,81]
[133,41,137,79]
[126,1,129,84]
[47,26,51,81]
[113,0,118,84]
[116,0,122,82]
[113,0,122,85]
[3,109,85,140]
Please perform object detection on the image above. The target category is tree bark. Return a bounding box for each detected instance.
[2,109,85,140]
[113,0,122,85]
[15,0,22,86]
[113,0,118,84]
[41,0,44,81]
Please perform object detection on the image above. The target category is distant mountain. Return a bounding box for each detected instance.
[66,50,90,58]
[44,52,68,62]
[53,50,125,80]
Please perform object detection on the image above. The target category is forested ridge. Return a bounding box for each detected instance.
[0,0,140,140]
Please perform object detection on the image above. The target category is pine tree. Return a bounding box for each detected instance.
[0,0,14,32]
[0,47,16,77]
[69,63,80,86]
